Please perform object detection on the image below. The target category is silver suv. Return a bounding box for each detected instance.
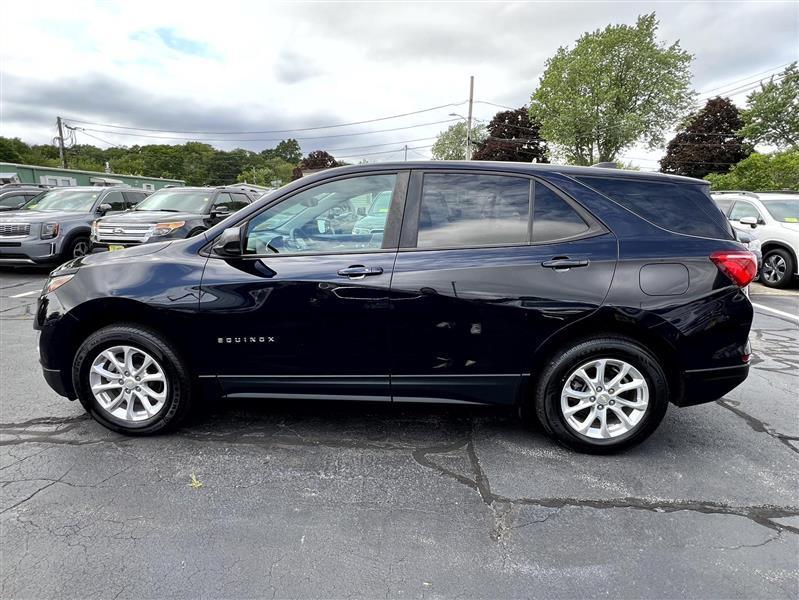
[0,186,148,266]
[712,191,799,288]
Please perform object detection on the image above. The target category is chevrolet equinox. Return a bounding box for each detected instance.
[35,162,756,453]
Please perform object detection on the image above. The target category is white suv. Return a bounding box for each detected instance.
[712,191,799,288]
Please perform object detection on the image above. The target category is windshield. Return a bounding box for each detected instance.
[367,191,392,216]
[23,189,100,212]
[135,190,212,213]
[761,199,799,223]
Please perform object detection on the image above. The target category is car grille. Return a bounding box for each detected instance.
[96,223,152,243]
[0,223,31,237]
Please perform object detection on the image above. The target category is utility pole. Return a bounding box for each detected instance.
[56,116,67,169]
[465,75,474,160]
[404,144,408,161]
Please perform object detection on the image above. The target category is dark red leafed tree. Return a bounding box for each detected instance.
[473,107,549,163]
[660,97,752,179]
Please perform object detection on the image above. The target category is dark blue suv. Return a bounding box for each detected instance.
[35,162,756,452]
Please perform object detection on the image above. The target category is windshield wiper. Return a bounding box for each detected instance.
[137,208,181,212]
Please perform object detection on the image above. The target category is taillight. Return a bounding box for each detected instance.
[710,250,758,287]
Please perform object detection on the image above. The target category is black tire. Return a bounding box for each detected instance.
[761,248,794,289]
[63,235,91,260]
[72,324,193,435]
[187,228,206,238]
[532,337,669,454]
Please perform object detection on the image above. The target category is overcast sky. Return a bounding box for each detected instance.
[1,0,797,169]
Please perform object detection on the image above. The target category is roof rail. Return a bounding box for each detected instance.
[592,162,618,169]
[754,189,799,194]
[710,190,760,199]
[0,183,50,189]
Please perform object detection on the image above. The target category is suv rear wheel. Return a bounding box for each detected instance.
[761,248,794,288]
[533,337,669,453]
[72,324,193,435]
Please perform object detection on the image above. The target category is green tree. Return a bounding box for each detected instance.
[739,63,799,149]
[431,121,487,160]
[530,13,694,165]
[237,158,295,188]
[0,137,27,163]
[267,139,302,164]
[472,107,549,162]
[705,150,799,191]
[660,97,752,179]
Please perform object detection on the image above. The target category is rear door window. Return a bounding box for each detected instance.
[532,184,589,243]
[229,193,251,211]
[416,173,530,248]
[103,191,126,212]
[577,176,733,239]
[123,191,147,209]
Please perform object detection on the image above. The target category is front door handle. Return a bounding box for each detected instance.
[337,265,384,278]
[541,257,590,270]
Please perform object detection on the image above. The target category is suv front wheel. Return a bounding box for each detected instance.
[72,324,193,434]
[533,337,669,453]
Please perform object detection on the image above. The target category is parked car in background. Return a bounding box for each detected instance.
[36,162,756,453]
[91,185,260,251]
[0,186,146,265]
[0,184,50,212]
[734,228,762,274]
[712,191,799,288]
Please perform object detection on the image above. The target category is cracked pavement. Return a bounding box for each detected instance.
[1,271,798,598]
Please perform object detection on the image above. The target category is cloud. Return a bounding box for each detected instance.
[273,50,323,84]
[0,0,796,166]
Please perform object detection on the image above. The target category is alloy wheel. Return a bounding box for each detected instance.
[72,239,90,258]
[762,254,786,285]
[88,345,168,422]
[560,358,649,439]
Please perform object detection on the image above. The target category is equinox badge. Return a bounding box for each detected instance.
[217,336,276,344]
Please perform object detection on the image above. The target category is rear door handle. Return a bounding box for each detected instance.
[337,265,384,278]
[541,257,590,270]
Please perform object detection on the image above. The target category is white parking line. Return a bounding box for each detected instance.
[10,290,39,298]
[752,302,799,322]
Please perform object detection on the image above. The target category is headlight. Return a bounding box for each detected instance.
[40,223,60,239]
[44,274,74,294]
[150,221,186,237]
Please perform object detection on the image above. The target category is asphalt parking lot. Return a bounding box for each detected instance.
[1,269,797,599]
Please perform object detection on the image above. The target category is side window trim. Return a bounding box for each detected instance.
[206,170,409,259]
[399,170,605,251]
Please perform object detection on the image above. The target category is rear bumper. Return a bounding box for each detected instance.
[676,363,749,407]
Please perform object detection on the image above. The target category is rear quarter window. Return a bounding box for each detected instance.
[577,176,733,239]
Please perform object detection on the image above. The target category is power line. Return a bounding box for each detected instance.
[68,118,460,143]
[335,144,434,160]
[61,101,467,135]
[698,62,791,96]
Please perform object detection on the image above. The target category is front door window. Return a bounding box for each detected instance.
[244,174,397,255]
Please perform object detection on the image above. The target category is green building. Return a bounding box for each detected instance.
[0,162,184,190]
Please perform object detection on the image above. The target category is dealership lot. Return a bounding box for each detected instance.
[1,269,797,598]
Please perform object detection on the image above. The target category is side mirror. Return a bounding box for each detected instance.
[211,205,231,219]
[739,216,758,228]
[356,207,367,217]
[98,203,112,215]
[212,226,243,257]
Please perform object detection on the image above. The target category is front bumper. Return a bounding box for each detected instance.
[675,363,750,407]
[0,238,60,264]
[41,365,76,399]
